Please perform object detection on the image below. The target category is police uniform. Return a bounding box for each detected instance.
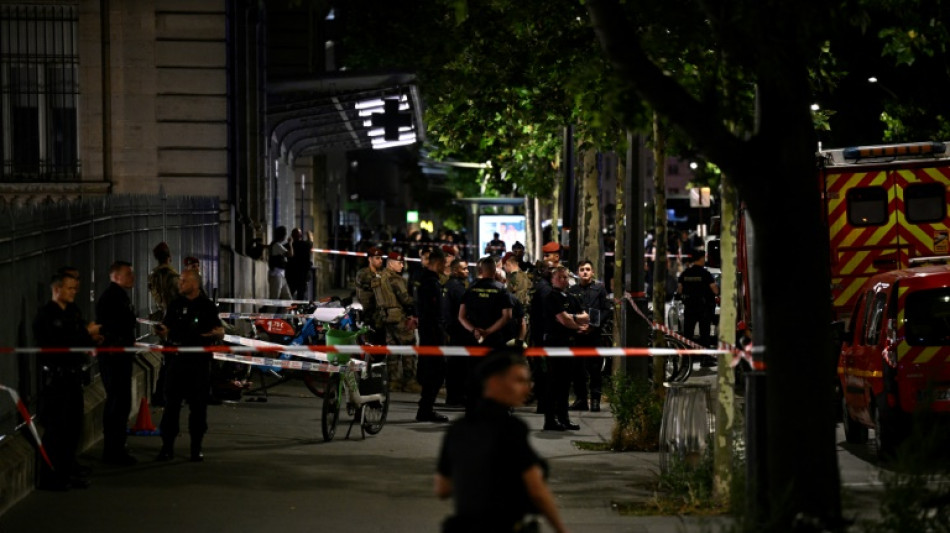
[158,292,222,460]
[95,280,138,463]
[32,300,95,489]
[443,273,471,406]
[437,399,546,532]
[460,277,513,348]
[543,286,583,430]
[678,258,716,347]
[415,266,448,422]
[355,247,386,345]
[528,276,553,413]
[378,252,417,385]
[568,278,610,411]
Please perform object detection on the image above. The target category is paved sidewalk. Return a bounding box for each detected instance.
[0,378,730,533]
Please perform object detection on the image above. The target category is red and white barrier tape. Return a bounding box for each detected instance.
[212,352,346,374]
[0,384,53,469]
[622,293,762,370]
[216,297,314,306]
[1,343,730,357]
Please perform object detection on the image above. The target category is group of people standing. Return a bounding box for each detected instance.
[355,240,612,430]
[31,242,223,491]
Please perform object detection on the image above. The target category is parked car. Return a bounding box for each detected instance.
[838,262,950,457]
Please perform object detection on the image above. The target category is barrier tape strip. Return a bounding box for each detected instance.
[622,293,763,370]
[211,352,345,374]
[216,297,314,306]
[220,335,366,369]
[1,343,731,357]
[0,384,53,469]
[317,246,688,261]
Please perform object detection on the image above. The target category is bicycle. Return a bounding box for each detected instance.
[320,333,390,442]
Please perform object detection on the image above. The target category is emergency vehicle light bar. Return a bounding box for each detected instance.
[842,141,946,160]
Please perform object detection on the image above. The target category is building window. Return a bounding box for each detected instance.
[0,5,79,182]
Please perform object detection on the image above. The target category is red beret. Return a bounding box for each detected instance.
[387,251,404,261]
[542,242,561,254]
[184,256,199,266]
[502,252,515,263]
[441,244,456,255]
[367,247,384,257]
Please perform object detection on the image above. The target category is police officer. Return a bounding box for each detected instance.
[377,251,417,389]
[528,261,554,413]
[154,269,224,462]
[355,247,386,345]
[33,272,101,490]
[95,261,139,465]
[443,258,471,407]
[677,249,720,353]
[459,257,513,349]
[568,260,610,412]
[436,350,569,533]
[543,266,589,431]
[415,247,449,423]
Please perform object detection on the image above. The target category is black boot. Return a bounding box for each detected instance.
[542,415,566,431]
[156,440,174,462]
[190,436,204,462]
[591,399,601,413]
[557,416,580,431]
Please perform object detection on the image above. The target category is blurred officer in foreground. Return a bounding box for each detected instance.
[543,266,588,431]
[415,247,449,423]
[154,269,224,462]
[95,261,139,465]
[33,272,101,490]
[355,247,386,345]
[568,260,610,412]
[436,350,569,533]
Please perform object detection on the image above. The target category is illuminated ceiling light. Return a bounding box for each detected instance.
[355,98,385,109]
[368,126,413,137]
[810,103,820,111]
[689,162,699,170]
[868,76,878,83]
[371,138,417,150]
[325,8,335,20]
[363,119,373,127]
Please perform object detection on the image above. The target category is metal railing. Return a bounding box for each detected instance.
[0,194,220,435]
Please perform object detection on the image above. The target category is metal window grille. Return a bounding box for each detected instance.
[0,4,80,182]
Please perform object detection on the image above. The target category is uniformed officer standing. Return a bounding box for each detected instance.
[542,266,589,431]
[95,261,139,465]
[148,242,179,406]
[436,350,569,533]
[568,260,610,412]
[677,249,719,351]
[154,269,224,462]
[510,241,532,274]
[528,262,554,412]
[32,273,101,490]
[458,257,513,349]
[377,251,418,389]
[443,258,471,407]
[355,247,386,345]
[542,242,562,268]
[415,247,449,423]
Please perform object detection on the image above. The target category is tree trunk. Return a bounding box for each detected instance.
[714,171,738,504]
[525,196,535,262]
[651,113,668,384]
[577,148,603,274]
[613,149,626,358]
[551,168,561,245]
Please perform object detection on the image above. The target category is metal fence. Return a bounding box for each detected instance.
[0,194,220,436]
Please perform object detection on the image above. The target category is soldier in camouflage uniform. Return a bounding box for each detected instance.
[355,247,386,345]
[376,251,418,390]
[148,242,180,406]
[503,252,531,309]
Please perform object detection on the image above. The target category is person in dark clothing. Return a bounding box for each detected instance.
[511,241,532,274]
[528,262,554,412]
[154,269,224,462]
[568,260,611,412]
[436,350,568,533]
[677,250,719,350]
[415,247,449,423]
[542,266,589,431]
[442,258,471,407]
[33,273,101,490]
[286,228,314,300]
[458,257,513,349]
[95,261,139,465]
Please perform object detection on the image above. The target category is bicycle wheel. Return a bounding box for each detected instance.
[321,374,341,442]
[362,364,390,435]
[664,336,693,382]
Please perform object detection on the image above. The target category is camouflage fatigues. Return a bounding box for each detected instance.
[148,264,180,321]
[506,270,531,308]
[378,269,417,383]
[355,266,382,328]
